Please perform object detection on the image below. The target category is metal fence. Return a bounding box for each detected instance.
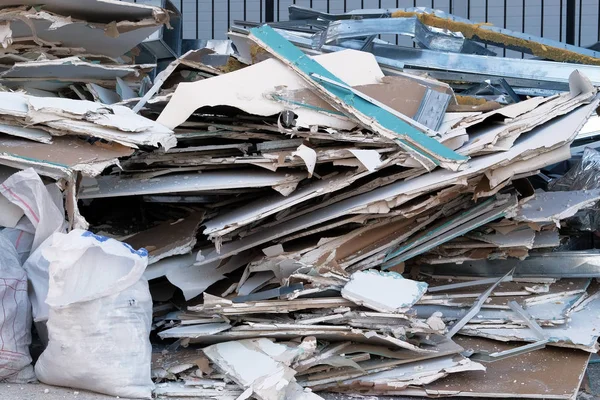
[134,0,600,55]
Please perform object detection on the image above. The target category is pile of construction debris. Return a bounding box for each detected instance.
[1,2,600,400]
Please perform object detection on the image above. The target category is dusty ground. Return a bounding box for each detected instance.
[0,383,116,400]
[1,373,599,400]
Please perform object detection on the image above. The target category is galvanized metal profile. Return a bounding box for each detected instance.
[418,251,600,278]
[383,196,517,268]
[426,275,513,293]
[468,340,549,363]
[414,88,451,131]
[349,44,600,88]
[446,268,515,338]
[314,18,494,56]
[508,301,547,339]
[393,7,600,62]
[263,29,600,91]
[247,25,468,171]
[468,300,548,363]
[288,5,600,63]
[309,72,449,131]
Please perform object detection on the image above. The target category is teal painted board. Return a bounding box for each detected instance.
[248,25,468,169]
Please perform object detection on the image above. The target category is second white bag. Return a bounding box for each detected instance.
[34,230,154,399]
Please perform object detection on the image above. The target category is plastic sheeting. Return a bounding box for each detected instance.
[550,147,600,231]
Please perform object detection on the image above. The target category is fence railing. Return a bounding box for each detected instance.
[132,0,599,55]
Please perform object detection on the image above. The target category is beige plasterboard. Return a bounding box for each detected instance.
[0,134,133,177]
[0,91,176,149]
[0,123,52,143]
[124,212,205,265]
[203,339,324,400]
[0,57,144,80]
[157,50,384,131]
[383,336,589,399]
[195,98,594,267]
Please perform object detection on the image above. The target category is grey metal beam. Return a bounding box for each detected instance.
[418,251,600,278]
[316,18,494,56]
[287,5,600,61]
[266,29,600,91]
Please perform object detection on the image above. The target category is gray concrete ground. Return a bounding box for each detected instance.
[2,364,600,400]
[0,383,116,400]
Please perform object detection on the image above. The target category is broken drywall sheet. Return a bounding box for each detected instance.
[27,97,156,132]
[203,338,323,400]
[514,189,600,225]
[398,335,589,399]
[291,144,317,177]
[0,57,148,83]
[124,212,205,264]
[0,135,133,178]
[347,149,382,172]
[238,271,276,296]
[248,26,467,171]
[352,75,452,131]
[0,91,176,149]
[315,355,485,392]
[166,252,252,301]
[0,123,52,144]
[202,171,364,239]
[157,50,386,131]
[79,170,306,199]
[5,3,168,57]
[532,230,561,248]
[86,83,120,104]
[462,292,600,352]
[341,270,428,313]
[195,98,593,267]
[143,252,195,281]
[44,118,177,150]
[486,145,573,190]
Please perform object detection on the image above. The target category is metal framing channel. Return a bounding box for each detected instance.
[418,251,600,278]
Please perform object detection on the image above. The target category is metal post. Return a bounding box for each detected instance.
[265,0,275,22]
[566,0,576,44]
